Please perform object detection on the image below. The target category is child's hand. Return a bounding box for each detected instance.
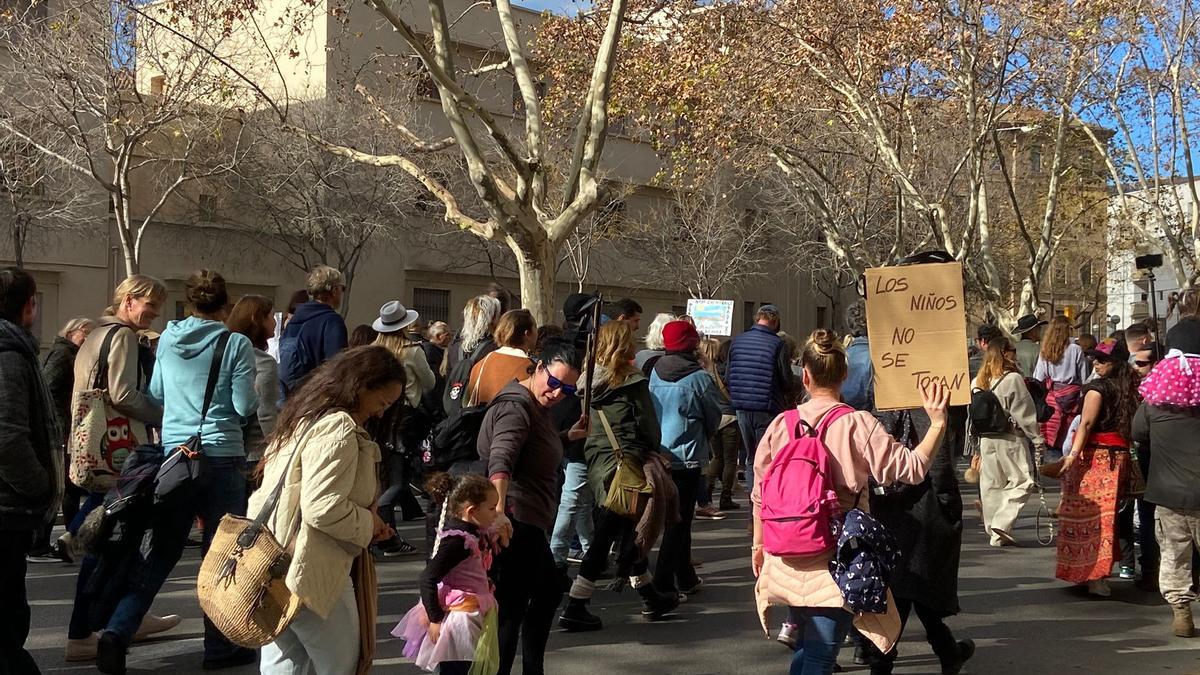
[427,622,441,644]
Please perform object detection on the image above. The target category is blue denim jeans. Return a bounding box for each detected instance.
[788,607,852,675]
[549,461,593,565]
[103,457,248,659]
[736,409,776,488]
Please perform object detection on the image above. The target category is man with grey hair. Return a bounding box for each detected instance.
[841,300,873,411]
[726,304,793,486]
[277,265,348,398]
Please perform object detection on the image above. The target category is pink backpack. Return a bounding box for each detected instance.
[760,405,853,557]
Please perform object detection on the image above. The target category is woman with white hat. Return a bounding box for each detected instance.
[370,301,436,556]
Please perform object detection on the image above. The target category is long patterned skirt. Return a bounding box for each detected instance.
[1056,442,1129,584]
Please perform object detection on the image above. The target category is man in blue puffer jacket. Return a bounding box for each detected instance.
[648,320,722,597]
[277,265,348,398]
[727,304,794,486]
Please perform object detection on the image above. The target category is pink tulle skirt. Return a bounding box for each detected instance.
[1139,352,1200,408]
[394,602,487,671]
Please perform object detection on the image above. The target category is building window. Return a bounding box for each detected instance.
[198,193,217,221]
[1053,258,1068,286]
[1079,260,1094,288]
[413,287,450,325]
[816,306,828,328]
[150,75,165,95]
[1030,146,1043,174]
[743,301,756,332]
[176,301,188,320]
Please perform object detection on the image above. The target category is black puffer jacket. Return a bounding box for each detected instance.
[0,319,60,530]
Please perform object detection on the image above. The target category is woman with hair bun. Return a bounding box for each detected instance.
[93,270,261,672]
[751,329,963,675]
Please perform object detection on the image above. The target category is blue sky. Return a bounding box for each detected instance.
[514,0,584,14]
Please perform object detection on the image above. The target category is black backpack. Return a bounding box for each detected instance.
[969,372,1016,436]
[1024,377,1054,424]
[427,389,526,472]
[442,340,494,415]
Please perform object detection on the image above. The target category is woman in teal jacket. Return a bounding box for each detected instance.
[97,270,259,673]
[647,321,722,598]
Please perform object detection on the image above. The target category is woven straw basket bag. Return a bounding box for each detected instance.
[197,426,310,647]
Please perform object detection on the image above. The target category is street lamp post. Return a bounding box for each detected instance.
[1136,254,1165,339]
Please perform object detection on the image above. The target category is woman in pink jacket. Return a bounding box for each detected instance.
[751,329,952,675]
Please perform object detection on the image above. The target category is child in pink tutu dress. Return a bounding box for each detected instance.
[395,474,500,675]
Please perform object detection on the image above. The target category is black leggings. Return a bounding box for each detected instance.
[493,519,562,675]
[866,598,958,674]
[578,507,648,583]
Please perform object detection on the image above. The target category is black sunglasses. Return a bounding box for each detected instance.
[541,365,578,396]
[1135,359,1155,368]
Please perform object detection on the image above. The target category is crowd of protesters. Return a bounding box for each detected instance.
[3,260,1200,675]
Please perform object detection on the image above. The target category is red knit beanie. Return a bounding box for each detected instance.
[662,320,700,352]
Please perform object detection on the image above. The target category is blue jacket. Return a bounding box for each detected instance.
[150,317,258,457]
[278,301,347,395]
[842,336,874,411]
[727,324,791,413]
[648,353,723,470]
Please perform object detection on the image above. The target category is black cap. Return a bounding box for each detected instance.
[563,293,600,321]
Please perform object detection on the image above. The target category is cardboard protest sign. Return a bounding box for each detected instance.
[685,299,735,336]
[864,262,971,410]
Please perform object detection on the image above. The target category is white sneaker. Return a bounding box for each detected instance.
[1087,579,1112,597]
[65,633,98,662]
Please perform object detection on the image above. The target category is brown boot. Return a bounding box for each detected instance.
[1173,604,1194,638]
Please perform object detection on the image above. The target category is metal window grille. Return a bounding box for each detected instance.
[413,287,450,325]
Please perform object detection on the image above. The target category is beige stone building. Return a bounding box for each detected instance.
[1,0,832,348]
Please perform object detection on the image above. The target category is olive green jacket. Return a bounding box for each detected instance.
[583,371,661,505]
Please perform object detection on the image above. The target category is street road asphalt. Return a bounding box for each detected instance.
[23,467,1200,674]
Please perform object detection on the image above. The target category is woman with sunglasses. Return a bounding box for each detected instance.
[478,339,587,675]
[971,336,1046,547]
[559,321,680,633]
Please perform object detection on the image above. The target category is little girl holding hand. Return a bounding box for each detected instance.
[395,473,500,675]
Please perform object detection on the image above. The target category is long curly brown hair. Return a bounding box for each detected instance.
[1096,357,1141,442]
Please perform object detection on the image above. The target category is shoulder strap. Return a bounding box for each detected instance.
[199,332,232,427]
[92,324,128,390]
[814,404,854,439]
[597,409,624,463]
[466,352,492,407]
[797,404,853,439]
[783,408,802,441]
[238,418,317,549]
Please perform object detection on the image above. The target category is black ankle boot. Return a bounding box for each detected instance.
[636,584,679,620]
[97,631,127,675]
[558,597,603,632]
[940,638,975,675]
